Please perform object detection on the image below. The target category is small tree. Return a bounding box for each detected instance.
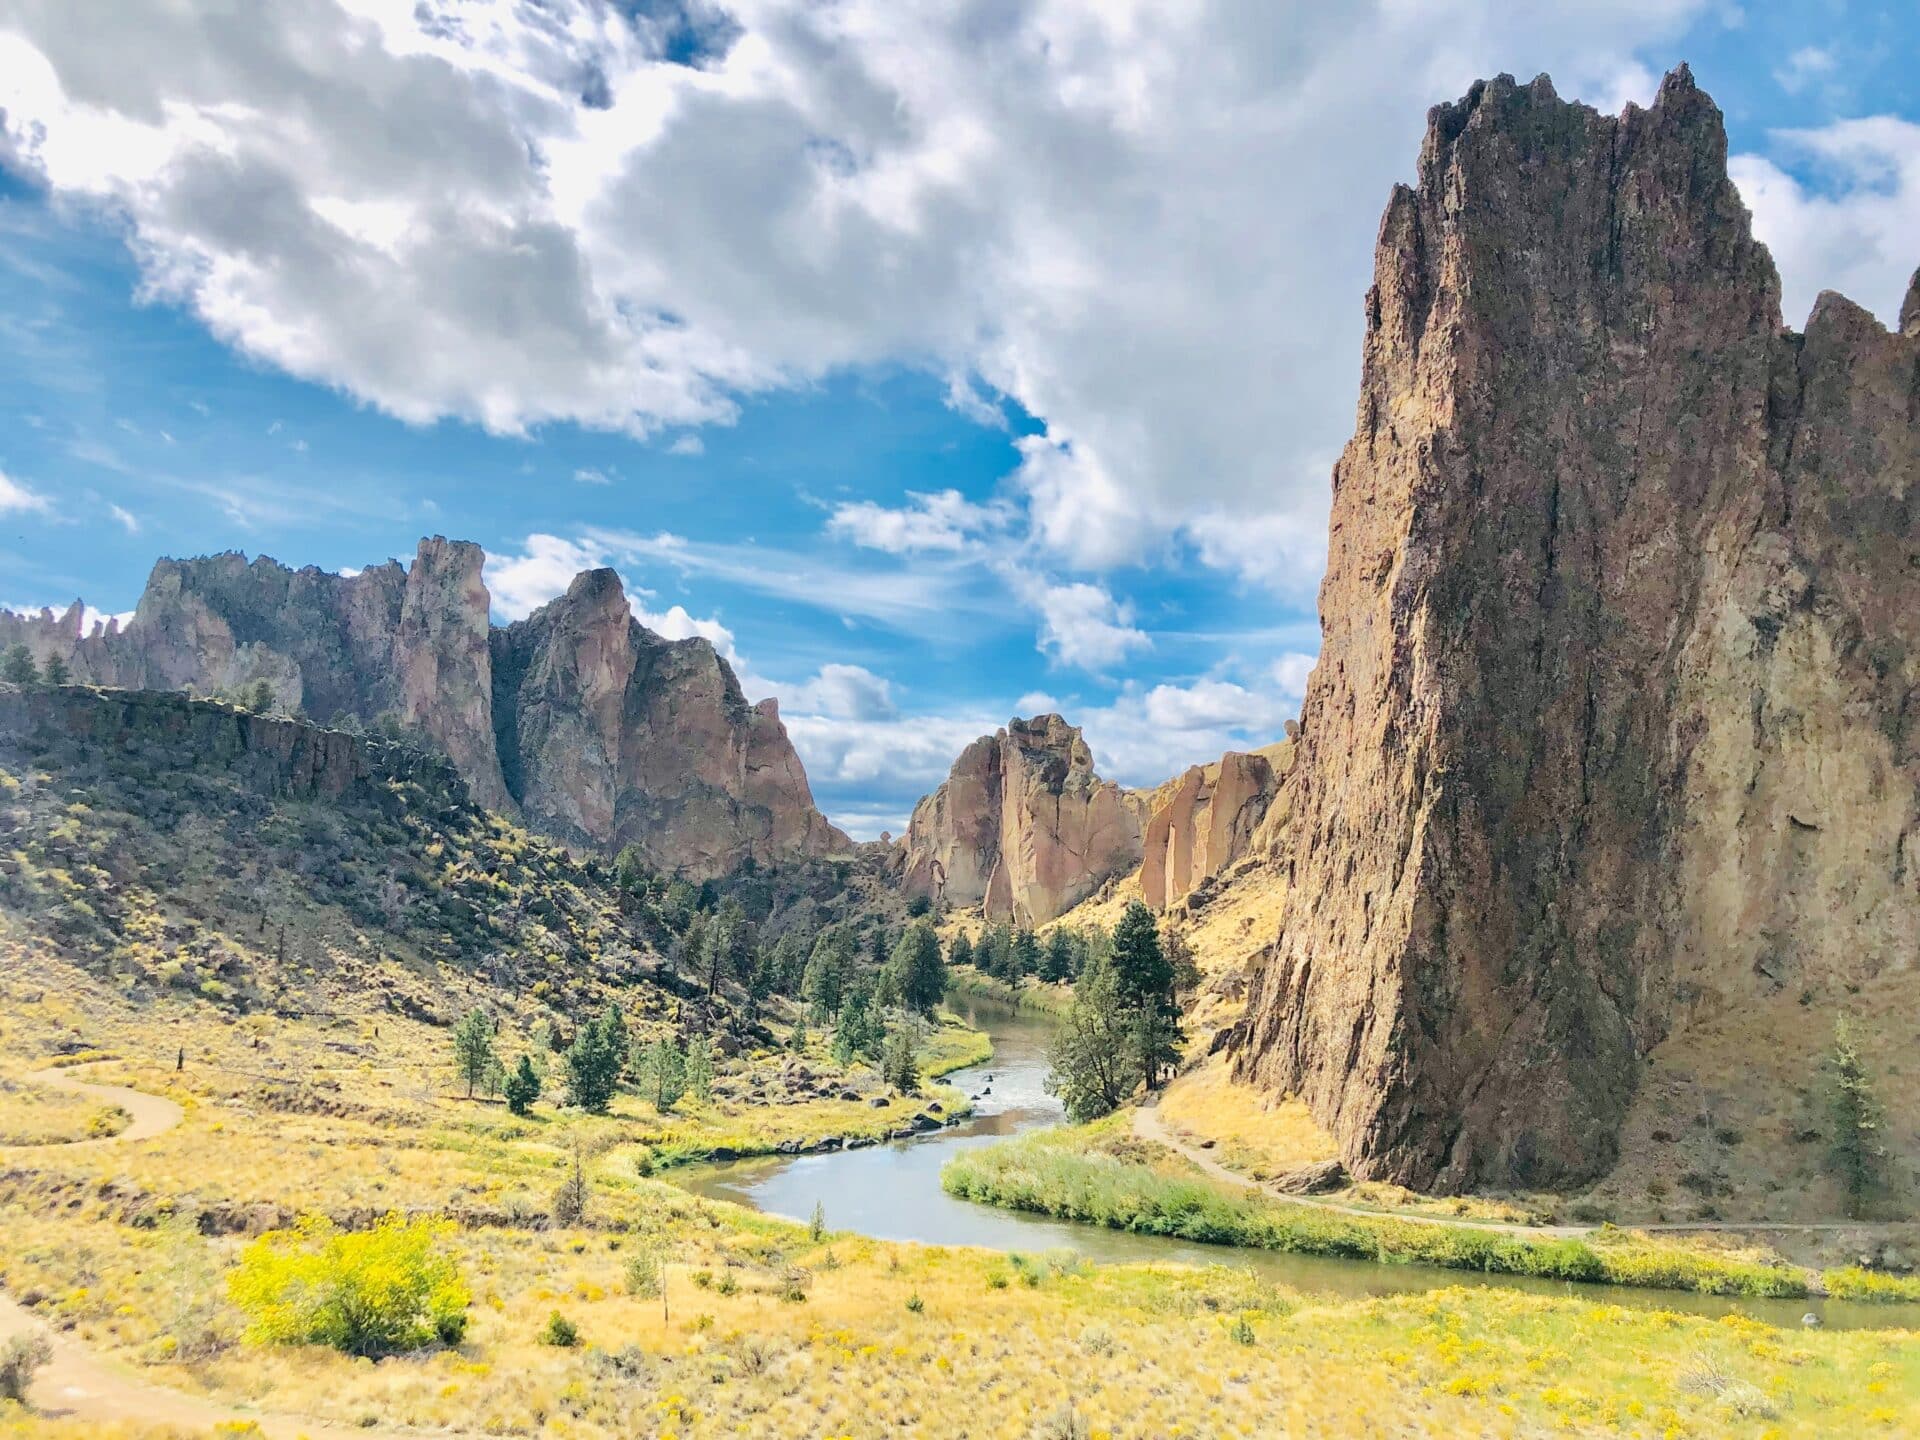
[788,1018,809,1054]
[0,1331,52,1404]
[1826,1017,1885,1220]
[563,1015,622,1114]
[1046,954,1143,1122]
[1110,901,1183,1090]
[1,644,38,686]
[1011,929,1041,981]
[881,1028,920,1095]
[41,652,70,686]
[832,986,882,1066]
[451,1007,496,1099]
[634,1035,687,1112]
[803,928,853,1023]
[1040,928,1077,984]
[552,1143,590,1226]
[886,919,948,1016]
[684,1034,715,1103]
[947,930,974,971]
[245,678,276,713]
[504,1054,542,1116]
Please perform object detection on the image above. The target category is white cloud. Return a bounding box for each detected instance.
[1075,670,1308,789]
[1731,118,1920,329]
[483,533,608,620]
[0,0,1729,586]
[1187,503,1330,600]
[1270,651,1317,704]
[779,662,897,721]
[827,489,1009,554]
[0,471,51,515]
[81,605,135,634]
[107,502,139,532]
[1014,690,1059,715]
[573,466,611,485]
[634,601,740,665]
[1773,46,1835,96]
[1027,579,1149,671]
[667,434,705,456]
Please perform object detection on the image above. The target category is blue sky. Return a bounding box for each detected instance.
[1,2,1915,836]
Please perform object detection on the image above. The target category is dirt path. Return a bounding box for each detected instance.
[1133,1104,1905,1243]
[3,1064,185,1153]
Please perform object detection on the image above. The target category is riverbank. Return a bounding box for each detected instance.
[942,964,1073,1016]
[940,1116,1919,1302]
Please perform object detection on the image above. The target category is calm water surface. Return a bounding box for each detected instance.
[677,996,1917,1331]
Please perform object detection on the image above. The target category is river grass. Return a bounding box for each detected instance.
[942,1119,1822,1299]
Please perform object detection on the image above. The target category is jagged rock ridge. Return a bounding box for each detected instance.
[899,714,1142,926]
[1232,68,1920,1191]
[1140,745,1289,911]
[4,539,847,878]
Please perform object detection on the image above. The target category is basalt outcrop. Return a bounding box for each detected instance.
[899,714,1141,926]
[1232,67,1920,1192]
[6,539,846,877]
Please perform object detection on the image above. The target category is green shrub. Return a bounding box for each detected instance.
[540,1311,579,1347]
[1823,1266,1920,1304]
[941,1131,1810,1299]
[0,1331,53,1403]
[228,1214,470,1356]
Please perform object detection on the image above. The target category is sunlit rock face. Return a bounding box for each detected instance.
[1233,68,1920,1192]
[11,538,847,879]
[901,714,1142,927]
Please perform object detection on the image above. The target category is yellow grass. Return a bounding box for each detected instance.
[1154,1053,1338,1179]
[0,1072,129,1145]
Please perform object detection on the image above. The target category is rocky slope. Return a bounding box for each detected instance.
[898,714,1143,926]
[3,539,846,878]
[1232,68,1920,1192]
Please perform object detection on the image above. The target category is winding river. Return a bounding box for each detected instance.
[679,996,1916,1331]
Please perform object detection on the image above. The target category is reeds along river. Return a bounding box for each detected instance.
[677,996,1917,1331]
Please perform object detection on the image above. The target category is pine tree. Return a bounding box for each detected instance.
[832,985,883,1066]
[634,1036,687,1112]
[803,928,853,1023]
[41,653,70,686]
[563,1015,622,1114]
[1826,1017,1885,1220]
[245,678,275,713]
[947,931,974,971]
[1011,929,1041,982]
[684,1034,715,1103]
[1040,928,1077,984]
[886,920,948,1016]
[881,1027,920,1094]
[451,1008,496,1099]
[1,645,38,686]
[1109,901,1183,1090]
[504,1054,542,1116]
[1045,953,1142,1121]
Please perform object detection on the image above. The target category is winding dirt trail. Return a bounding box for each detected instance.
[1,1066,473,1439]
[5,1064,185,1153]
[1132,1103,1898,1243]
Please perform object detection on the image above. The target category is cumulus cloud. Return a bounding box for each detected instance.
[828,489,1010,554]
[779,662,897,721]
[1027,579,1150,671]
[483,533,607,620]
[1730,117,1920,329]
[1076,670,1306,789]
[0,471,51,515]
[0,0,1746,589]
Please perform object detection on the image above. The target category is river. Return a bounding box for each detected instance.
[677,995,1916,1330]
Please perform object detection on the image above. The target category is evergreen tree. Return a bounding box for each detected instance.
[881,1027,920,1094]
[1109,901,1183,1090]
[671,910,709,976]
[772,930,809,994]
[504,1054,541,1115]
[832,984,883,1066]
[868,926,890,970]
[246,678,276,713]
[41,653,70,686]
[451,1007,496,1099]
[633,1035,687,1112]
[1164,927,1202,1002]
[1826,1017,1885,1220]
[788,1018,810,1054]
[1,644,38,685]
[563,1015,622,1114]
[886,919,948,1016]
[1010,928,1041,979]
[947,931,974,971]
[684,1034,715,1103]
[1040,928,1077,984]
[803,928,854,1023]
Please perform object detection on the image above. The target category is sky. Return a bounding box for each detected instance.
[0,2,1915,839]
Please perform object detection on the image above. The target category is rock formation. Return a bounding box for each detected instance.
[1139,745,1288,910]
[1233,68,1920,1192]
[900,714,1141,926]
[5,538,847,877]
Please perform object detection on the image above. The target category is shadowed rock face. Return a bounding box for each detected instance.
[901,714,1142,926]
[5,539,847,878]
[1232,68,1920,1192]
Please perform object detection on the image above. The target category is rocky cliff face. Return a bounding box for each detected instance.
[7,539,846,877]
[900,714,1142,926]
[1140,746,1287,911]
[1233,68,1920,1192]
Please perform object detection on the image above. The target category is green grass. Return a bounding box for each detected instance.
[942,1124,1813,1299]
[1824,1266,1920,1303]
[920,1012,994,1078]
[943,965,1073,1016]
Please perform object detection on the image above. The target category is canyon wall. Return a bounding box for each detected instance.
[1139,745,1289,911]
[4,539,846,877]
[899,714,1142,926]
[1232,68,1920,1191]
